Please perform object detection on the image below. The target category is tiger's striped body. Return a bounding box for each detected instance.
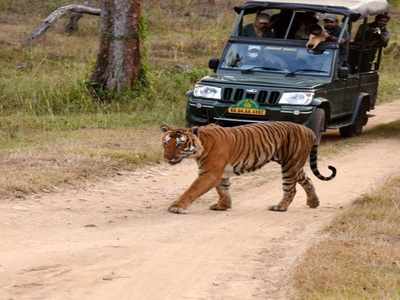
[161,122,336,214]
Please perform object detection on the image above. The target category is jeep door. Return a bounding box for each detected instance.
[342,70,359,114]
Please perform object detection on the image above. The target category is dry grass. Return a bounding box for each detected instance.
[0,127,162,199]
[292,177,400,300]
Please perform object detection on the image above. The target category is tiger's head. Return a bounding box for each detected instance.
[160,125,204,165]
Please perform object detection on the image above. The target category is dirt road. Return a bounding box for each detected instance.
[1,101,400,300]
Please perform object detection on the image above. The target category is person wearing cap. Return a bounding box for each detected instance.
[353,13,391,71]
[323,14,349,43]
[242,12,275,38]
[321,14,350,68]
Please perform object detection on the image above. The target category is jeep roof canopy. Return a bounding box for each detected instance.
[235,0,389,18]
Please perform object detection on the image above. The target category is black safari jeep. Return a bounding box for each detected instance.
[186,0,389,139]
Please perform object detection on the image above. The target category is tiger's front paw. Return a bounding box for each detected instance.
[268,205,288,212]
[168,204,188,214]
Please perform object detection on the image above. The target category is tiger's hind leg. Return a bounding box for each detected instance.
[297,170,319,208]
[269,164,299,212]
[210,178,231,211]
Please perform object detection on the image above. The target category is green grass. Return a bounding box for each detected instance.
[379,9,400,103]
[0,6,217,127]
[0,65,208,154]
[0,45,207,122]
[0,2,398,128]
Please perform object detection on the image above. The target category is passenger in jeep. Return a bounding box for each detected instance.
[271,10,318,39]
[293,12,319,39]
[353,13,390,72]
[323,14,349,43]
[271,9,292,38]
[242,12,275,38]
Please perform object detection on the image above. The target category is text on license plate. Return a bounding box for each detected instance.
[228,107,266,116]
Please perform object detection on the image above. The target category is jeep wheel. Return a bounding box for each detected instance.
[339,103,369,138]
[309,108,325,144]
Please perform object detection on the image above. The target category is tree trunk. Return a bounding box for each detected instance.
[90,0,141,95]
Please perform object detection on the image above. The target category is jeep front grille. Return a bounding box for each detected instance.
[245,92,256,100]
[269,91,280,104]
[234,89,244,102]
[223,88,233,102]
[257,90,268,103]
[222,87,280,105]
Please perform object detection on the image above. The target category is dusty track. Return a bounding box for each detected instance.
[1,101,400,300]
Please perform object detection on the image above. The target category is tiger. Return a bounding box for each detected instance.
[160,122,336,214]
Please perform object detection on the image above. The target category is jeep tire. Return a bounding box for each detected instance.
[339,102,369,138]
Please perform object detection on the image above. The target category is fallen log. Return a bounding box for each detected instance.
[25,4,101,46]
[65,1,91,33]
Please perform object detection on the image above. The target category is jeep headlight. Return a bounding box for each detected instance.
[279,92,314,105]
[193,85,221,100]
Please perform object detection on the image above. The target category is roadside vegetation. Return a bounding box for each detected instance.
[0,1,236,198]
[380,6,400,103]
[293,175,400,299]
[0,1,399,199]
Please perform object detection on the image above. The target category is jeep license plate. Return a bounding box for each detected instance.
[228,107,266,116]
[228,99,266,116]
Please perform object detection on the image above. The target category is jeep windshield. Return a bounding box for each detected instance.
[220,42,334,76]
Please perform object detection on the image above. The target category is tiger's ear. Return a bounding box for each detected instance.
[191,126,199,136]
[160,124,171,133]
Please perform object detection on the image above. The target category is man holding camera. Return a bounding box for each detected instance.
[354,13,391,72]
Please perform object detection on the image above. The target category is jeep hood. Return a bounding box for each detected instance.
[200,74,330,89]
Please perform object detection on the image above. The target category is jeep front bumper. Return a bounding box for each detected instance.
[186,97,316,126]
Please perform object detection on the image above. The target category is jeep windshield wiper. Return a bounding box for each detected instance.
[286,69,327,77]
[241,66,284,74]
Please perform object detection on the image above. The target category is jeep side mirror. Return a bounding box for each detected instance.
[338,65,349,79]
[208,58,220,72]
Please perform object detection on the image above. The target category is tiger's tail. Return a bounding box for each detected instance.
[309,145,336,181]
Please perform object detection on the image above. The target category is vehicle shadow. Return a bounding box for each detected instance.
[320,130,342,144]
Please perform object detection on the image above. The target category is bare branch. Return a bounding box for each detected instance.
[65,1,91,33]
[25,4,101,46]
